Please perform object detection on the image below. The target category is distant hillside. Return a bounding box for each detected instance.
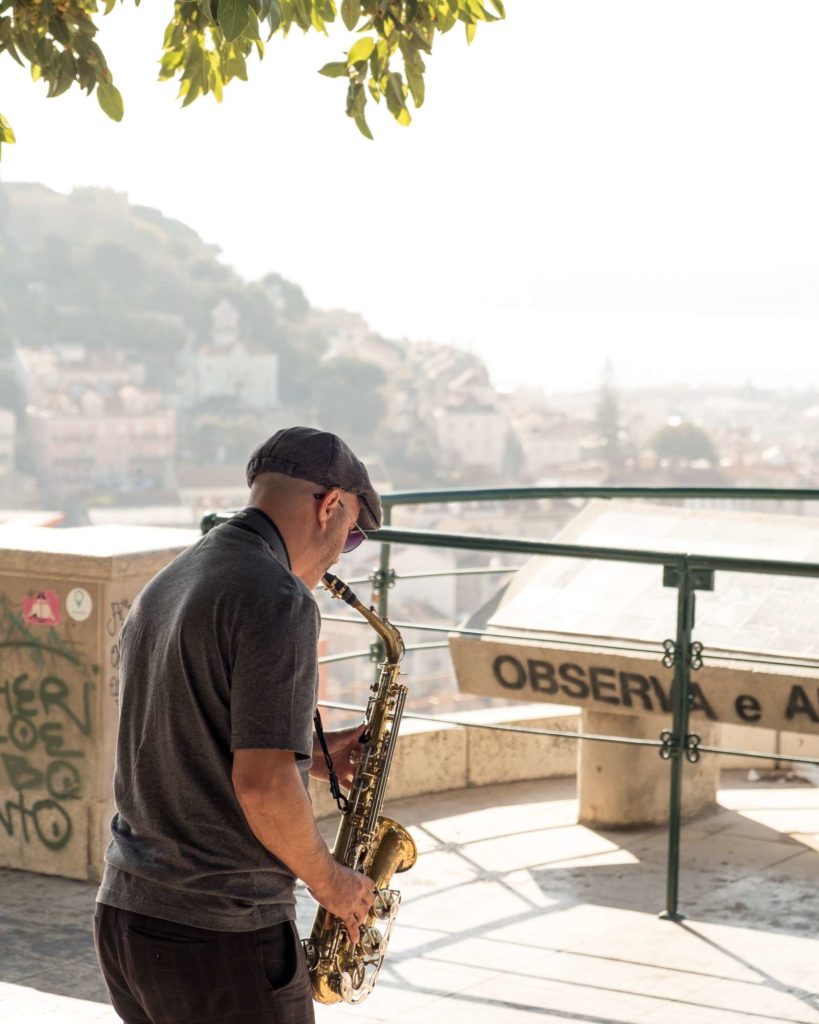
[0,182,315,368]
[0,182,401,463]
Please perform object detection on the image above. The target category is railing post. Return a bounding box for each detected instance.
[660,561,713,921]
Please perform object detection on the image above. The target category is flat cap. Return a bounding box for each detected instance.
[246,426,382,531]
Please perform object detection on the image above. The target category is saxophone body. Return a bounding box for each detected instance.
[303,572,418,1005]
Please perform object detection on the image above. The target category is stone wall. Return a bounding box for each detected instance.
[0,526,197,881]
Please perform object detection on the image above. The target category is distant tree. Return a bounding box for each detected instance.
[311,357,387,444]
[595,359,621,470]
[0,0,505,156]
[502,428,527,481]
[89,242,147,290]
[650,420,717,463]
[0,371,24,417]
[261,273,310,321]
[381,424,443,486]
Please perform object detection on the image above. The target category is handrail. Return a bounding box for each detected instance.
[367,526,819,578]
[381,485,819,506]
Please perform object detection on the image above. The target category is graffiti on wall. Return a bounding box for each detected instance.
[0,595,98,854]
[106,599,131,700]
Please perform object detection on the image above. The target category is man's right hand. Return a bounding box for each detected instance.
[309,863,376,944]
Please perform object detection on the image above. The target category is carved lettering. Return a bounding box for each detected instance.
[493,655,526,689]
[735,694,762,723]
[785,685,819,723]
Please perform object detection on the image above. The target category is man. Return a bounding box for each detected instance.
[94,426,380,1024]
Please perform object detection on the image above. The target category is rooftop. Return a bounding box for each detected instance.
[1,770,817,1023]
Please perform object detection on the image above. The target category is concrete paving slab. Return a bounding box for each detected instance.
[1,771,818,1024]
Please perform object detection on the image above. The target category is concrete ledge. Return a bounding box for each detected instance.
[717,725,819,772]
[310,704,578,819]
[718,724,779,770]
[460,703,578,786]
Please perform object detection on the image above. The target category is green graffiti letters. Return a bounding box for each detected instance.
[0,595,97,856]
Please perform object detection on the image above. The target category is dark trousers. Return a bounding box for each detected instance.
[93,903,315,1024]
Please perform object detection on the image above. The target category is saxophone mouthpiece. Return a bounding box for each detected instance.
[322,572,358,607]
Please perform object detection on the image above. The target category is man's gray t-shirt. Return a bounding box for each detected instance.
[97,517,320,931]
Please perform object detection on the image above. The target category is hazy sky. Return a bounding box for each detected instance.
[2,1,819,393]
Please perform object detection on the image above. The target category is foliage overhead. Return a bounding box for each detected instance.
[0,0,505,156]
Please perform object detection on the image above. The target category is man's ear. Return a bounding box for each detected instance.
[315,488,342,528]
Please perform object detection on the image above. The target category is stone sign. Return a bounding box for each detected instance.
[450,635,819,734]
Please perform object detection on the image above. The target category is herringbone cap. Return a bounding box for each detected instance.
[246,426,381,530]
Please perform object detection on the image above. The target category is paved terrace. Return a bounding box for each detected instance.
[1,770,817,1024]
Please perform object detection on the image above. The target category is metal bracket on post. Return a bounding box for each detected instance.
[684,734,702,763]
[370,567,397,597]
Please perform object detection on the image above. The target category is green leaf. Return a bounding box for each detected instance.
[226,53,248,80]
[217,0,251,42]
[266,0,282,34]
[405,64,424,106]
[465,21,476,43]
[347,36,374,65]
[345,81,372,138]
[354,112,373,139]
[341,0,359,31]
[319,61,349,78]
[96,81,124,121]
[242,5,261,39]
[0,113,16,145]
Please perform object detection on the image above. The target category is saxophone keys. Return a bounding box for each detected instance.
[359,925,383,956]
[373,888,401,920]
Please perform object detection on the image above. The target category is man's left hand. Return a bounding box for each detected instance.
[310,722,366,790]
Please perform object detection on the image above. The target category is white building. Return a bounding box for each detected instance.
[518,419,595,476]
[192,301,279,409]
[435,402,510,473]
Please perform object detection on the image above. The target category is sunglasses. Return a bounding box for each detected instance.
[313,493,369,553]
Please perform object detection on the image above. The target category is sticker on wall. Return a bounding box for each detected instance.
[22,590,62,627]
[66,587,93,622]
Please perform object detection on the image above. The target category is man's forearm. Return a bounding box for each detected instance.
[233,750,337,894]
[233,747,377,939]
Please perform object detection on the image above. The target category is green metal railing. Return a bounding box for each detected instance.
[202,486,819,922]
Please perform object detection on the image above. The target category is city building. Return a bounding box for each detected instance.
[26,387,176,495]
[186,300,279,409]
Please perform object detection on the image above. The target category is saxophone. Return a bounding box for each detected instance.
[303,571,418,1005]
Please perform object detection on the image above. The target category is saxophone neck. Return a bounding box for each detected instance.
[322,572,404,665]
